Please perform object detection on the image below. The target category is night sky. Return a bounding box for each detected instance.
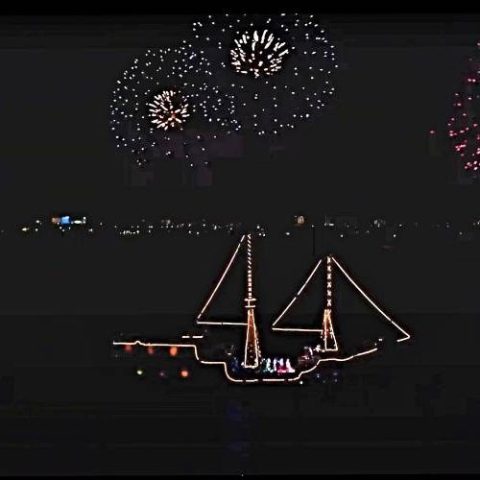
[0,15,479,219]
[1,17,480,475]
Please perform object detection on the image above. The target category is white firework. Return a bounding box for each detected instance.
[230,29,289,78]
[148,90,190,131]
[110,45,239,167]
[191,13,338,136]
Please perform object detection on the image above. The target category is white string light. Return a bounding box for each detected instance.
[272,258,323,332]
[272,254,410,343]
[196,234,246,325]
[243,233,261,369]
[113,339,379,384]
[331,256,411,342]
[322,256,338,351]
[113,240,411,384]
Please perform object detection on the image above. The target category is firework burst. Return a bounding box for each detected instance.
[230,29,289,78]
[110,45,238,167]
[148,89,190,131]
[190,13,338,136]
[447,42,480,177]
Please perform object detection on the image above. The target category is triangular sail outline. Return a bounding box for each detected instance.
[331,256,411,343]
[114,245,412,383]
[196,234,248,327]
[271,257,324,333]
[272,255,411,344]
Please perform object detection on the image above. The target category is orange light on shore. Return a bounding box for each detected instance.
[147,346,155,356]
[124,344,133,353]
[169,346,178,357]
[180,368,189,378]
[295,215,306,226]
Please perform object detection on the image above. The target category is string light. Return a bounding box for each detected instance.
[243,233,261,369]
[196,234,248,326]
[113,237,411,384]
[272,258,323,332]
[273,253,411,344]
[190,13,338,136]
[113,339,380,384]
[331,256,411,342]
[322,256,338,352]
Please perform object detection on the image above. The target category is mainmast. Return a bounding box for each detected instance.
[243,233,262,368]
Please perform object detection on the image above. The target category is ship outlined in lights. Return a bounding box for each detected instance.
[113,233,411,384]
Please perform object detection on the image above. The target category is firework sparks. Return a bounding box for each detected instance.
[191,13,338,136]
[447,41,480,177]
[230,29,289,78]
[110,45,238,167]
[148,89,190,131]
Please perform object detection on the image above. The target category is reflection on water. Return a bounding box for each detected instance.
[0,312,479,473]
[224,399,251,473]
[0,364,479,474]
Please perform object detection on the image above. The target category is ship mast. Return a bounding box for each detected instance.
[322,256,338,351]
[243,233,262,368]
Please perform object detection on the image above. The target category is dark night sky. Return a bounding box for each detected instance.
[0,15,479,219]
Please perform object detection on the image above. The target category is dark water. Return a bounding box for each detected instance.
[0,368,479,474]
[0,236,479,473]
[0,312,478,474]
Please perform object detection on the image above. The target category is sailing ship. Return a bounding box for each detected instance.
[113,233,411,384]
